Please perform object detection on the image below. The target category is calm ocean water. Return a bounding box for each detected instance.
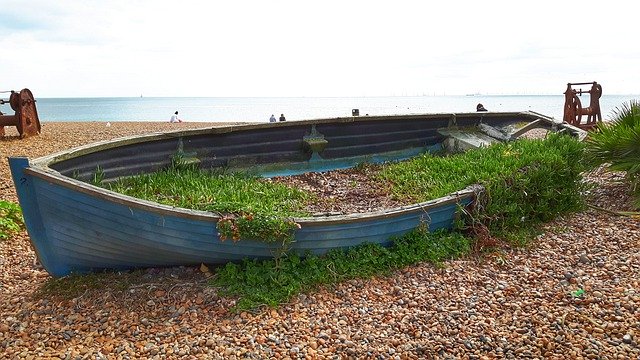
[14,95,640,123]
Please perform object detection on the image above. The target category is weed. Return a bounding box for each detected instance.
[105,163,312,245]
[0,200,23,240]
[102,134,586,247]
[213,227,471,311]
[36,270,144,300]
[380,133,587,244]
[89,166,105,186]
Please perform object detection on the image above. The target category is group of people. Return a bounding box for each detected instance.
[270,114,286,122]
[170,111,288,124]
[171,106,484,124]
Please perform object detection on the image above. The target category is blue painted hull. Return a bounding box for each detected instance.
[9,112,573,277]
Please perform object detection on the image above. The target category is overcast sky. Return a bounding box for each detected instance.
[1,0,638,98]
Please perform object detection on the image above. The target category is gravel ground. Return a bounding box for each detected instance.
[269,165,405,215]
[1,123,639,359]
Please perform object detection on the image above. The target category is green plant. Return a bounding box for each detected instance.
[105,163,311,245]
[103,134,586,247]
[380,134,587,243]
[478,134,587,240]
[0,200,23,240]
[37,270,144,300]
[213,227,471,311]
[585,99,640,208]
[90,166,105,186]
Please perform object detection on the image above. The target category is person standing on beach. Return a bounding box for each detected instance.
[279,114,286,122]
[170,111,183,123]
[269,114,277,123]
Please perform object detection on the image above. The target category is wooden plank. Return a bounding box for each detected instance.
[438,128,500,151]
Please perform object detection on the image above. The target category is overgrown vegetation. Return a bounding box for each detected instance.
[214,227,471,311]
[106,161,311,244]
[0,200,23,240]
[211,134,587,309]
[380,133,587,242]
[585,99,640,208]
[104,134,587,246]
[76,133,590,309]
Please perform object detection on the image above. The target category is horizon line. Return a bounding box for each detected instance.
[31,93,640,99]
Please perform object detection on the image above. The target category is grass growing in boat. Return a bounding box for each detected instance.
[214,226,471,311]
[106,161,312,244]
[0,200,23,240]
[44,135,587,308]
[213,135,586,310]
[380,133,587,241]
[103,134,586,245]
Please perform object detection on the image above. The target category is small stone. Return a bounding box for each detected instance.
[579,254,590,264]
[622,334,632,344]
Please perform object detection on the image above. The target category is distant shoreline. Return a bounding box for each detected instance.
[19,95,637,123]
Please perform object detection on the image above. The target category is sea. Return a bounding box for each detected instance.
[10,95,640,123]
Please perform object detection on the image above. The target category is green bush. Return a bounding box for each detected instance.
[585,100,640,208]
[0,200,23,240]
[479,134,587,238]
[380,133,587,241]
[213,227,471,310]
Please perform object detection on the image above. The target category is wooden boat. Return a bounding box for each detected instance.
[9,112,584,277]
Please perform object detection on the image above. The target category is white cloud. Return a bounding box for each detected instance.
[1,0,639,97]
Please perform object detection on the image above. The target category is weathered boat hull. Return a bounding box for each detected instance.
[9,112,580,277]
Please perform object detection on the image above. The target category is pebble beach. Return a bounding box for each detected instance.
[1,122,639,359]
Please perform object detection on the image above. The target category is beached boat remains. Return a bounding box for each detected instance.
[9,112,584,277]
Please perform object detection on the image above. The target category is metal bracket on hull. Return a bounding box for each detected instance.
[303,125,328,161]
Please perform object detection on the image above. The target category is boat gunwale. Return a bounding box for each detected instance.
[19,111,573,226]
[29,111,551,168]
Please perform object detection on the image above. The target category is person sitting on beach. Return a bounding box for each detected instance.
[279,114,286,122]
[269,114,277,123]
[170,111,183,123]
[476,103,488,112]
